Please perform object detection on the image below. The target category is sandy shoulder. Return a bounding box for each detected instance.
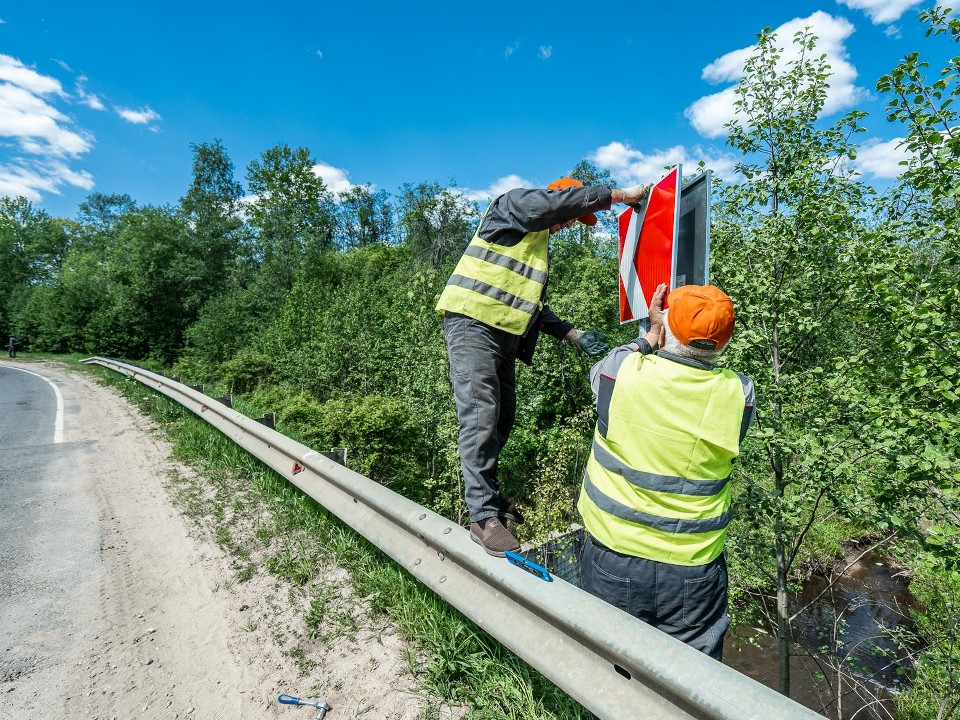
[1,359,428,720]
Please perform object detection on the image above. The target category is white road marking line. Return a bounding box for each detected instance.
[5,366,65,443]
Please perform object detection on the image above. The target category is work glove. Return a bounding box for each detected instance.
[621,183,653,209]
[575,330,609,357]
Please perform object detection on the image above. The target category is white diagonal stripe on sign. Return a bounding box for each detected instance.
[618,207,645,323]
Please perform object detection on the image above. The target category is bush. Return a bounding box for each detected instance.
[219,349,275,394]
[315,394,426,499]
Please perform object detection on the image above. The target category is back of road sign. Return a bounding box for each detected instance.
[618,168,712,324]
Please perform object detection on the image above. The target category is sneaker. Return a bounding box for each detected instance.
[498,497,525,525]
[470,517,521,557]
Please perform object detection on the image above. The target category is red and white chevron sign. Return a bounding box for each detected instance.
[618,166,681,324]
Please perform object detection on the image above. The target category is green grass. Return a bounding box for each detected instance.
[79,359,589,720]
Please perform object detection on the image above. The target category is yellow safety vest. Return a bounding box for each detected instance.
[435,220,549,336]
[577,353,747,566]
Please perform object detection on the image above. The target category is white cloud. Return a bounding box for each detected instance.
[836,0,922,24]
[852,137,913,178]
[0,53,98,202]
[116,105,160,125]
[591,141,739,184]
[0,53,63,96]
[701,46,756,84]
[0,160,93,202]
[462,174,533,202]
[505,43,518,58]
[316,50,324,59]
[313,162,355,195]
[686,12,865,138]
[538,45,553,60]
[0,82,91,156]
[884,24,903,37]
[75,76,105,111]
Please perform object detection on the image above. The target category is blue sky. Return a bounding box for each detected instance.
[0,1,954,219]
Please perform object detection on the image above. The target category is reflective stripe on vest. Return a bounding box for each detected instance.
[577,353,745,566]
[435,227,549,336]
[444,274,540,316]
[591,437,730,496]
[582,468,732,534]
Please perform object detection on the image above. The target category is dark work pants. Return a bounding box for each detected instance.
[443,312,519,523]
[580,536,730,660]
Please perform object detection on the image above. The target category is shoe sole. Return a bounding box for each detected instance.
[470,530,518,558]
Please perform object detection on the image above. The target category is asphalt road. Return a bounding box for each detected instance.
[0,364,101,705]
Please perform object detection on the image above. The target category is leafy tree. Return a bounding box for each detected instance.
[397,181,477,268]
[246,144,335,293]
[180,139,247,298]
[77,192,136,235]
[84,205,203,361]
[333,184,396,249]
[858,8,960,715]
[711,25,876,698]
[0,198,73,344]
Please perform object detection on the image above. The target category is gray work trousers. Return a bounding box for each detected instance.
[443,312,519,523]
[580,536,730,660]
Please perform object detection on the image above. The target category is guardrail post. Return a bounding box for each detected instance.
[215,394,233,409]
[254,412,276,430]
[320,447,347,466]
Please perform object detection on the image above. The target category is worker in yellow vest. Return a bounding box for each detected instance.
[577,283,755,660]
[437,177,653,556]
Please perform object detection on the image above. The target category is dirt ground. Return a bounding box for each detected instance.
[0,360,430,720]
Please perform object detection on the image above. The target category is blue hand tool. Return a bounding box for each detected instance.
[504,550,553,582]
[278,694,333,719]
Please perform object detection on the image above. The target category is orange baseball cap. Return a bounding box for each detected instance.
[666,285,736,350]
[547,177,597,226]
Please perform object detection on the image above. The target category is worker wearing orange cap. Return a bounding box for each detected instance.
[437,177,654,556]
[577,283,755,660]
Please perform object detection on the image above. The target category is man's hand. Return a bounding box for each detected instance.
[648,283,667,332]
[576,330,610,357]
[617,183,653,207]
[642,283,668,350]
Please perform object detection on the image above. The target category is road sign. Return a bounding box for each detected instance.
[618,167,712,324]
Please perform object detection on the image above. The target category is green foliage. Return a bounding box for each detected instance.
[180,139,248,299]
[178,287,272,377]
[219,349,275,394]
[397,181,477,268]
[246,144,335,294]
[711,23,895,696]
[312,394,424,491]
[515,409,595,542]
[333,184,396,249]
[894,564,960,720]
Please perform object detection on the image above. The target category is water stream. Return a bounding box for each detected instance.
[726,550,918,720]
[528,533,918,720]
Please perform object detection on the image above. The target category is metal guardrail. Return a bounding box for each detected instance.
[82,356,824,720]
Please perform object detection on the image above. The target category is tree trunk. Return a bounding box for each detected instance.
[776,549,791,696]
